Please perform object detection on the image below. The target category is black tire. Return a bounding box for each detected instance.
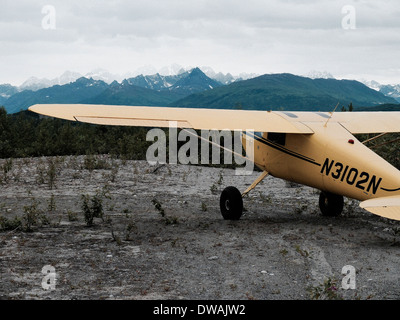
[220,186,243,220]
[319,191,344,217]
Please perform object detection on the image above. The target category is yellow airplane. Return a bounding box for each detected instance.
[28,104,400,222]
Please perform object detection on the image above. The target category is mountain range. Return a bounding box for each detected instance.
[171,73,398,111]
[0,84,19,105]
[2,68,224,113]
[1,67,399,114]
[360,80,400,102]
[13,65,250,92]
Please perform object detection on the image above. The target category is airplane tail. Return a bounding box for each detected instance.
[360,196,400,221]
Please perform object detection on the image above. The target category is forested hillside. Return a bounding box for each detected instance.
[170,73,397,111]
[0,107,151,160]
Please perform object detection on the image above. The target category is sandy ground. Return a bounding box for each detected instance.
[0,155,399,300]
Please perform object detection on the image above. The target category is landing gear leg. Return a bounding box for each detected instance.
[220,171,269,220]
[241,171,269,198]
[319,191,344,217]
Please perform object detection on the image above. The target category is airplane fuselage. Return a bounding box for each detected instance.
[244,121,400,202]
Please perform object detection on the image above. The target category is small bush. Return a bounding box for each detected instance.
[47,194,56,212]
[83,154,111,171]
[0,215,22,231]
[81,194,102,226]
[151,198,178,225]
[307,277,342,300]
[67,210,78,222]
[81,188,110,226]
[22,197,49,231]
[2,158,13,183]
[151,198,165,217]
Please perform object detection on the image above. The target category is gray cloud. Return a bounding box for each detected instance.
[0,0,399,85]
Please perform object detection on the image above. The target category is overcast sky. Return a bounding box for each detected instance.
[1,0,399,85]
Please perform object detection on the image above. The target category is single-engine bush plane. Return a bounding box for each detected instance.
[28,104,400,222]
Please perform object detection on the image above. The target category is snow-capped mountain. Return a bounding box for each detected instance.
[20,76,56,91]
[200,67,235,84]
[360,79,382,91]
[0,84,20,104]
[20,71,83,91]
[379,84,400,102]
[19,69,121,91]
[304,70,334,79]
[127,64,257,84]
[361,79,400,102]
[122,68,221,93]
[0,84,19,98]
[169,67,222,94]
[5,77,109,114]
[58,71,83,85]
[200,66,258,84]
[3,68,223,113]
[84,68,123,84]
[16,65,258,92]
[123,73,183,91]
[211,72,235,85]
[158,63,189,76]
[5,66,398,115]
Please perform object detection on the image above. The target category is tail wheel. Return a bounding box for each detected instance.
[220,186,243,220]
[319,191,344,217]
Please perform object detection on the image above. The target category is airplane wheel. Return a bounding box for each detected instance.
[319,191,344,217]
[220,186,243,220]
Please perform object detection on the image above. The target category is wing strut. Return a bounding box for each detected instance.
[361,132,400,149]
[181,128,265,168]
[361,132,387,144]
[241,170,269,197]
[370,137,400,149]
[181,128,270,197]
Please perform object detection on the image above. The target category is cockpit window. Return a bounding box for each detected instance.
[268,132,286,146]
[282,112,298,118]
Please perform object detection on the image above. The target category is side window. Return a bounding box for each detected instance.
[268,132,286,146]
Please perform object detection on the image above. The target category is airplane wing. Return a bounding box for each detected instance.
[28,104,314,134]
[28,104,400,134]
[276,111,400,134]
[333,112,400,134]
[360,196,400,221]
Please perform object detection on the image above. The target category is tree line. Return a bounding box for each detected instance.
[1,106,399,170]
[0,107,151,160]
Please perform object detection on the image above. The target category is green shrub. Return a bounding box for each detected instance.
[81,189,109,226]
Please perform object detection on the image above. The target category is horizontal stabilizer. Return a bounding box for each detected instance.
[360,196,400,221]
